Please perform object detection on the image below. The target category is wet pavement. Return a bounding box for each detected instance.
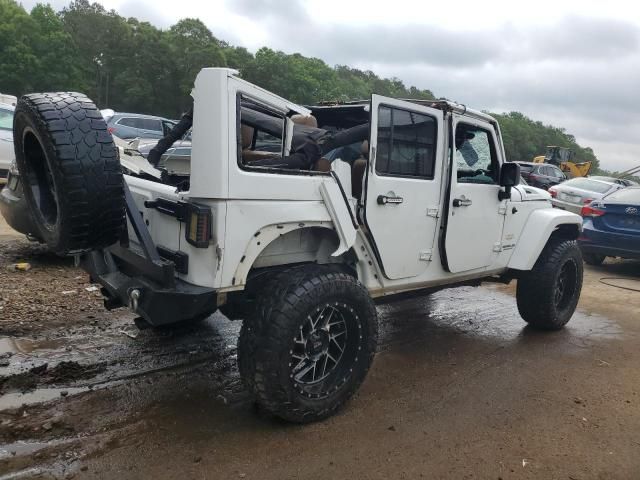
[1,226,640,479]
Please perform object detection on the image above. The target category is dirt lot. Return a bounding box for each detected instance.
[1,216,639,479]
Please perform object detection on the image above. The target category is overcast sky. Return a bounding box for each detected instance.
[22,0,640,172]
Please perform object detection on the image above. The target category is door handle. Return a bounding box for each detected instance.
[452,197,472,207]
[377,195,404,205]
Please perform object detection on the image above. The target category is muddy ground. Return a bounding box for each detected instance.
[0,217,639,480]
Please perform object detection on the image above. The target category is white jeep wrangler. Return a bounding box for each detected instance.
[10,68,583,423]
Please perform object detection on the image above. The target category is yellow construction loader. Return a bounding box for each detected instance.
[533,146,592,178]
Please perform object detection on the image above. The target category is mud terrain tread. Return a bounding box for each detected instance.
[247,266,377,423]
[516,238,583,330]
[13,92,124,254]
[238,266,327,396]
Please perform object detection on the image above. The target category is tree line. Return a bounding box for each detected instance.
[0,0,602,170]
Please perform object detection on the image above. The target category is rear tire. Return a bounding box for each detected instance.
[583,252,606,266]
[239,265,378,423]
[13,92,124,255]
[516,238,583,330]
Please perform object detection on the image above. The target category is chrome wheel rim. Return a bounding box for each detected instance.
[289,302,363,399]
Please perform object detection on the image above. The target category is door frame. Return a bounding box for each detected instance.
[362,95,445,280]
[439,113,506,273]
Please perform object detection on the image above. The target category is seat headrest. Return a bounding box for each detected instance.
[241,124,254,149]
[291,114,318,128]
[361,140,369,157]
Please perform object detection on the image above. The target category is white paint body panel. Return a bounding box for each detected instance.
[365,95,445,279]
[507,208,583,270]
[120,68,582,298]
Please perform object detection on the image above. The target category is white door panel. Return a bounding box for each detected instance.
[446,184,504,272]
[444,117,506,273]
[365,96,444,280]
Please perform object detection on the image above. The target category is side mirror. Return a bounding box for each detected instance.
[499,162,520,200]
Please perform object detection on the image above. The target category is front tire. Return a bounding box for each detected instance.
[516,238,583,330]
[239,266,378,423]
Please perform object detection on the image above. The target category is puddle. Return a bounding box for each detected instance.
[0,387,89,410]
[377,286,623,351]
[0,439,70,459]
[0,337,68,356]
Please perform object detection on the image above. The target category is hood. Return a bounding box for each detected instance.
[514,184,552,202]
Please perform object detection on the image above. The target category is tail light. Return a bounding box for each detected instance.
[548,187,557,198]
[108,127,114,134]
[582,198,594,204]
[185,204,212,248]
[581,205,605,217]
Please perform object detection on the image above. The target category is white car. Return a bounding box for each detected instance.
[7,69,584,424]
[549,177,624,214]
[0,103,15,176]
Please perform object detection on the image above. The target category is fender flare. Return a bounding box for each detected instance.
[233,222,339,286]
[508,208,582,271]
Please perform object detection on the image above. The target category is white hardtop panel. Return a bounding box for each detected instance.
[188,68,231,198]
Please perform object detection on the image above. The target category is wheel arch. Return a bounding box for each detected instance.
[233,223,355,287]
[508,208,582,271]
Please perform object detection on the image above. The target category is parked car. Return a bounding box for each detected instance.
[549,177,624,214]
[0,94,17,106]
[0,103,15,177]
[134,138,191,177]
[0,161,35,235]
[589,175,639,187]
[515,161,566,190]
[103,111,178,140]
[579,186,640,264]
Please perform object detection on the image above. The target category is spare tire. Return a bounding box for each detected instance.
[13,92,125,255]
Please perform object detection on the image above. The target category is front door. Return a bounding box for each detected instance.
[444,116,506,273]
[364,96,444,280]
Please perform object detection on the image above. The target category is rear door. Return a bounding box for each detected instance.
[443,116,506,273]
[364,96,444,280]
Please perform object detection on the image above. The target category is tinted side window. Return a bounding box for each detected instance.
[139,118,162,131]
[118,117,140,128]
[376,106,436,178]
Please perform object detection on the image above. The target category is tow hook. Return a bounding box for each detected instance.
[129,289,141,313]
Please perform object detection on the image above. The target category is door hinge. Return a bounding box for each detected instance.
[493,242,503,252]
[498,205,507,215]
[427,206,440,218]
[419,250,433,261]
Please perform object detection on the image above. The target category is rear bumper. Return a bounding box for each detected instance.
[0,178,39,237]
[81,250,217,326]
[551,198,583,214]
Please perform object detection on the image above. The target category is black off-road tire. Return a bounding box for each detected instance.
[583,252,606,266]
[13,92,124,255]
[239,265,378,423]
[238,266,334,397]
[516,238,583,330]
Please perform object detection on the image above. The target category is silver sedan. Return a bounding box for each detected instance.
[549,177,625,214]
